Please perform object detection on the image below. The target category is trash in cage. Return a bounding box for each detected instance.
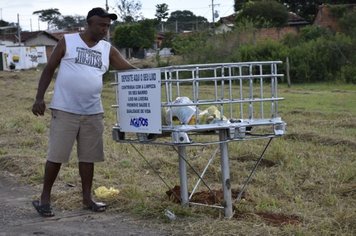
[165,97,196,125]
[198,106,228,124]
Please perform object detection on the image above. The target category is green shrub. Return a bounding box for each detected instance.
[282,25,333,47]
[339,65,356,84]
[287,34,353,83]
[235,39,288,62]
[170,21,356,84]
[339,9,356,37]
[171,32,208,62]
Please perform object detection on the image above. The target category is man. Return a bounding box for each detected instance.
[31,7,136,217]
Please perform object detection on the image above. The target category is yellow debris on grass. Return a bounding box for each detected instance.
[94,186,120,199]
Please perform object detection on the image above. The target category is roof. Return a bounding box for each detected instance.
[0,31,59,44]
[287,12,309,26]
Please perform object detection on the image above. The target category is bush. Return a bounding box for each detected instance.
[339,65,356,84]
[171,32,208,62]
[170,20,356,84]
[113,19,156,50]
[339,9,356,37]
[287,34,353,83]
[235,39,288,62]
[282,25,333,47]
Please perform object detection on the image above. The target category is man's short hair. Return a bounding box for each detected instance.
[87,7,117,21]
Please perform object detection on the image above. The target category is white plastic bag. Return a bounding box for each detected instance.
[167,97,196,125]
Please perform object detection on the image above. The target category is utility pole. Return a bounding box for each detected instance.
[210,0,219,33]
[30,19,33,32]
[17,14,21,45]
[106,0,111,42]
[211,0,215,25]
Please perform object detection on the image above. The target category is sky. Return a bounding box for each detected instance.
[1,0,235,31]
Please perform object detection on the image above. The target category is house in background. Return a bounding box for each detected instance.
[0,31,57,70]
[216,11,309,35]
[21,31,59,60]
[214,11,310,45]
[0,31,59,60]
[215,13,236,34]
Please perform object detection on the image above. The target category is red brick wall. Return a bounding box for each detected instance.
[255,27,299,41]
[313,5,340,32]
[236,26,300,44]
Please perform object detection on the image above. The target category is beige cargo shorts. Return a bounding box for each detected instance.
[47,109,104,163]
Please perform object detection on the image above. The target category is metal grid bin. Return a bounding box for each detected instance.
[112,61,286,218]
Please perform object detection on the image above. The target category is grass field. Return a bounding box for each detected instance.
[0,68,355,235]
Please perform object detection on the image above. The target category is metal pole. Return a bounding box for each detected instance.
[17,14,21,45]
[211,0,215,33]
[211,0,214,24]
[106,0,111,42]
[178,145,189,206]
[219,129,233,218]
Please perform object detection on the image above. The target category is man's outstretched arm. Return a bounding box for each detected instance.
[109,46,137,70]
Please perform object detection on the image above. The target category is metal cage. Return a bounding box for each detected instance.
[111,61,286,218]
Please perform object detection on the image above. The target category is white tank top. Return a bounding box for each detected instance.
[50,33,111,115]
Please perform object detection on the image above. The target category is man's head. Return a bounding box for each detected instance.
[86,7,117,22]
[86,7,117,41]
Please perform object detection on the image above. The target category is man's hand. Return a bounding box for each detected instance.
[32,99,46,116]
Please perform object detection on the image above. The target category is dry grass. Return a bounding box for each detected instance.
[0,67,355,235]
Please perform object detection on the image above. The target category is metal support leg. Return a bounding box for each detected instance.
[178,145,189,206]
[219,129,233,218]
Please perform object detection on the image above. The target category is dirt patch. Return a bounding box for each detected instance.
[285,132,356,150]
[166,185,249,205]
[288,110,326,117]
[0,155,41,172]
[234,211,302,226]
[335,184,356,197]
[166,186,301,227]
[231,155,277,167]
[0,171,169,235]
[0,73,20,80]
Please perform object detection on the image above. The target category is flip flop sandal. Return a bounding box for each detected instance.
[32,200,55,217]
[84,202,107,212]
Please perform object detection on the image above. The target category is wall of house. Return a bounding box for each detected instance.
[255,26,299,41]
[25,34,58,60]
[0,46,47,70]
[236,26,300,44]
[314,5,340,32]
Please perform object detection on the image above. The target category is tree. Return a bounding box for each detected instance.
[155,3,169,32]
[33,8,61,30]
[113,19,156,55]
[234,0,248,12]
[276,0,356,22]
[155,3,169,22]
[0,20,17,34]
[115,0,142,23]
[338,7,356,37]
[166,10,208,32]
[236,0,289,28]
[235,0,356,23]
[52,15,86,30]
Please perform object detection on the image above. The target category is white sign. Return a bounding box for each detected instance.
[118,69,161,134]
